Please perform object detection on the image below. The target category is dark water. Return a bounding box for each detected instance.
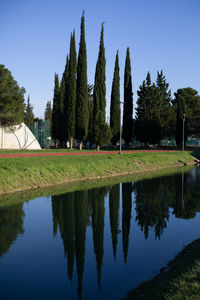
[1,167,200,300]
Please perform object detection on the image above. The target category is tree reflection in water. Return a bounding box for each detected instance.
[50,167,200,299]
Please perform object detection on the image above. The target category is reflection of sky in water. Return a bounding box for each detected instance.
[0,167,200,300]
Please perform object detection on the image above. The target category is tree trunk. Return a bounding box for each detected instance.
[79,141,82,150]
[69,137,73,149]
[96,145,100,151]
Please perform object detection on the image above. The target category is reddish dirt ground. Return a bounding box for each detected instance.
[0,150,180,158]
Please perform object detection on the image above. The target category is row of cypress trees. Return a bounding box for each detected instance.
[52,12,133,149]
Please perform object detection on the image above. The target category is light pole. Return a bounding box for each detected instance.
[182,113,186,151]
[119,101,124,154]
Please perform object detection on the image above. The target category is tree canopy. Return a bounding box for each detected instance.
[24,94,34,125]
[0,65,25,127]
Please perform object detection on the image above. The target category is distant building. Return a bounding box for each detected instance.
[0,123,41,149]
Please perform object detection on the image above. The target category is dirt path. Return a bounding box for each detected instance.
[0,150,179,158]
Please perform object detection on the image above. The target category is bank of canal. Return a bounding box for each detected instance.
[0,150,198,194]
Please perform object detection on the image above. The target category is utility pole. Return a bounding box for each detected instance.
[182,113,186,151]
[119,101,124,154]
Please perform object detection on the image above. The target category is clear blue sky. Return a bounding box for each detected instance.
[1,0,199,119]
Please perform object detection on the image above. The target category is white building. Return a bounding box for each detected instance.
[0,123,41,150]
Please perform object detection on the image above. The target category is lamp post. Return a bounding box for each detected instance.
[119,101,124,154]
[182,113,186,151]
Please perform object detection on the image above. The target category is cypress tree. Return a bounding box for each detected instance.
[57,75,65,144]
[52,73,60,146]
[87,84,94,144]
[63,55,69,143]
[110,51,120,146]
[65,31,77,149]
[122,48,133,146]
[24,94,34,125]
[76,12,89,150]
[93,23,111,150]
[44,100,52,134]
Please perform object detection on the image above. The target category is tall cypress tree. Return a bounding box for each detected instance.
[122,48,133,146]
[93,23,111,150]
[63,55,69,143]
[44,100,52,134]
[52,73,60,145]
[58,75,65,144]
[76,12,89,150]
[65,31,77,149]
[110,51,120,145]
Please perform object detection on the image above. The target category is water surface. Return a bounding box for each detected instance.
[1,167,200,299]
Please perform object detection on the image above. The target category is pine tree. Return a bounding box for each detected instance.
[93,23,111,150]
[0,65,25,127]
[76,12,89,150]
[58,76,65,144]
[65,31,77,149]
[24,94,34,125]
[122,48,133,146]
[52,73,60,145]
[135,72,162,145]
[110,51,120,146]
[156,70,175,138]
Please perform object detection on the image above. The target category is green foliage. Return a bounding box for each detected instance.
[173,88,200,147]
[122,48,133,145]
[65,31,77,144]
[44,100,52,121]
[52,73,60,142]
[0,65,25,127]
[110,51,120,145]
[87,84,94,142]
[93,24,110,148]
[44,100,52,133]
[135,71,174,144]
[134,119,161,145]
[0,203,24,257]
[76,12,89,145]
[24,94,34,125]
[156,71,175,137]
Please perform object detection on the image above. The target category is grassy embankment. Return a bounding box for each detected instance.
[125,239,200,300]
[0,150,198,195]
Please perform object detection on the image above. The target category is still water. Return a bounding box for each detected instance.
[1,167,200,299]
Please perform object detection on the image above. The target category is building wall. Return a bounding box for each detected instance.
[0,123,41,149]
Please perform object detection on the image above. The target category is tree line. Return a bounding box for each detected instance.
[51,12,133,150]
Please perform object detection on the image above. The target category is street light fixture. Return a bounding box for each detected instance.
[119,101,124,154]
[182,113,186,151]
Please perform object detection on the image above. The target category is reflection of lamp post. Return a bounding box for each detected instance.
[119,101,124,154]
[182,113,186,151]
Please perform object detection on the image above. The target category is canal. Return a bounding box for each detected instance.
[0,166,200,299]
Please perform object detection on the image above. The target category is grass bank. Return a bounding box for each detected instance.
[124,239,200,300]
[0,150,197,195]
